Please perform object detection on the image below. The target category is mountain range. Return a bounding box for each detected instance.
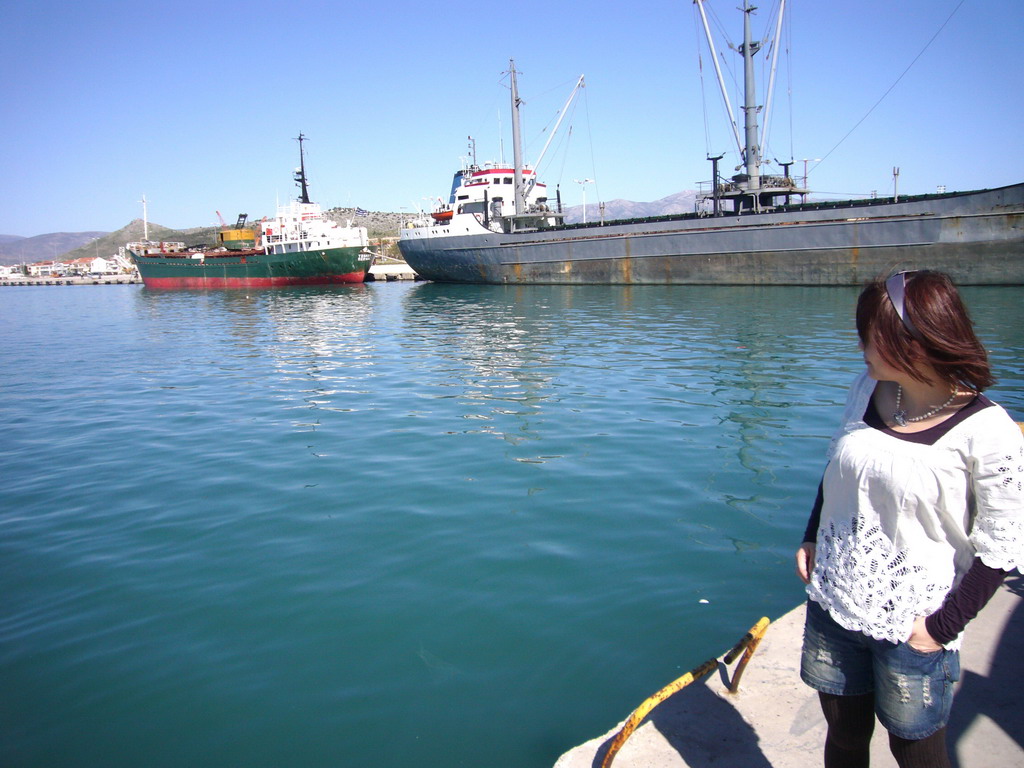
[0,231,110,266]
[562,190,698,224]
[0,191,700,265]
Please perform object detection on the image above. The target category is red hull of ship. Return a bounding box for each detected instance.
[141,272,367,289]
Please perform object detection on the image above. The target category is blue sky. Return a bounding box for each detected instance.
[2,0,1021,237]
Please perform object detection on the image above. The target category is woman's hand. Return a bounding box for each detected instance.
[908,616,943,653]
[795,542,816,584]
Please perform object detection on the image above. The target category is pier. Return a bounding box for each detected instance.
[0,276,143,286]
[0,261,421,287]
[554,577,1023,768]
[367,261,420,281]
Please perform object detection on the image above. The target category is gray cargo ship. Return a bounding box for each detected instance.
[399,1,1023,285]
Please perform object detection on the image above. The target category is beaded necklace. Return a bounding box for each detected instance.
[892,385,957,427]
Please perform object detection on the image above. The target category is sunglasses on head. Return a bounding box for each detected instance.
[884,270,925,342]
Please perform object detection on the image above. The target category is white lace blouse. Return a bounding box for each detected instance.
[806,370,1024,647]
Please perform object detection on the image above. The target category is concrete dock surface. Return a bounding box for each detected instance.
[368,262,418,281]
[555,575,1023,768]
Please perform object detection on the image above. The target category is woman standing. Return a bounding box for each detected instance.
[796,270,1023,768]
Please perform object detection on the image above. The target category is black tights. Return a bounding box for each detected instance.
[819,692,951,768]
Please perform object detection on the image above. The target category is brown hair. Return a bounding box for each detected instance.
[855,270,994,390]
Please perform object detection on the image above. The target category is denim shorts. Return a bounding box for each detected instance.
[800,600,960,740]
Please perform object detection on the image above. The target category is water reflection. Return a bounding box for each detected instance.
[132,283,1024,465]
[394,284,866,485]
[134,286,381,429]
[259,287,378,424]
[397,284,564,446]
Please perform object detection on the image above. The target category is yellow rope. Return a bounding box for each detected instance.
[600,617,770,768]
[727,617,770,694]
[599,659,718,768]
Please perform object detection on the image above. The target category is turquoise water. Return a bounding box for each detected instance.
[2,283,1022,767]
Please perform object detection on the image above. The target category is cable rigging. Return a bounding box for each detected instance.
[805,0,967,183]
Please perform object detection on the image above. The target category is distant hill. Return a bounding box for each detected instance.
[563,191,699,224]
[324,208,409,240]
[57,220,220,264]
[0,231,110,266]
[3,191,702,264]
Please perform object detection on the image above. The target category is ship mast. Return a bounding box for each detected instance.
[509,59,526,217]
[696,0,797,212]
[739,0,761,192]
[294,132,311,204]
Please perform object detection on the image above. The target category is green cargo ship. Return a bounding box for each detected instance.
[130,135,371,289]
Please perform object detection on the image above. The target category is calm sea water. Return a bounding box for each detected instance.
[2,282,1022,767]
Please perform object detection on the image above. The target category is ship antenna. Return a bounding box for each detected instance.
[139,194,149,241]
[294,133,311,204]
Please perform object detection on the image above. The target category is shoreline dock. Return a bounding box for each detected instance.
[0,261,421,287]
[0,275,143,286]
[555,576,1023,768]
[367,261,419,281]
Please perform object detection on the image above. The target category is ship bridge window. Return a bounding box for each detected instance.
[504,178,512,184]
[457,194,469,201]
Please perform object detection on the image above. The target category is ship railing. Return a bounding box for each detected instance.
[696,180,743,196]
[760,175,799,190]
[698,177,799,195]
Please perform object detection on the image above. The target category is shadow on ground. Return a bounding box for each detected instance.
[948,574,1024,768]
[589,663,773,768]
